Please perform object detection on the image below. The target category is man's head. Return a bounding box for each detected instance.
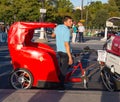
[78,22,83,26]
[63,16,73,27]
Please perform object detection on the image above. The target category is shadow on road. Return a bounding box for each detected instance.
[0,64,13,89]
[101,91,120,102]
[29,71,65,102]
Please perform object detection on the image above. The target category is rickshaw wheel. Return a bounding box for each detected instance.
[10,68,33,89]
[100,70,115,92]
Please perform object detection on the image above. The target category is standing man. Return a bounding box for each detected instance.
[52,16,73,88]
[78,22,85,43]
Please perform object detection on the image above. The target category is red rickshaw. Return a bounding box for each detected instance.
[8,22,86,89]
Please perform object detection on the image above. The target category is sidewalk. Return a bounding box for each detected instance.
[75,36,105,44]
[0,89,119,102]
[73,39,105,45]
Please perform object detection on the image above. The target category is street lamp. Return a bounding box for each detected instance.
[85,1,91,29]
[79,0,86,23]
[81,0,84,20]
[37,0,47,41]
[38,0,46,22]
[40,8,46,22]
[85,0,94,28]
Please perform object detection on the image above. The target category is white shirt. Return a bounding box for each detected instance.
[78,26,85,32]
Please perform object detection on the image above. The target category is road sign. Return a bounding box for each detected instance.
[40,9,46,13]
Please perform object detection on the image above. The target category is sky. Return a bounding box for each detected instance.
[70,0,108,7]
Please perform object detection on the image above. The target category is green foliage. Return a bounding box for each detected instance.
[0,0,119,28]
[107,0,120,17]
[85,1,105,28]
[0,0,73,24]
[115,0,120,11]
[94,9,109,28]
[0,0,39,24]
[81,1,120,29]
[45,0,73,23]
[72,9,81,23]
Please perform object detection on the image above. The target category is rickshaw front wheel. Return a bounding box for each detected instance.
[10,68,33,89]
[100,69,115,92]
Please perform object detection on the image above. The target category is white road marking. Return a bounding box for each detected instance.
[0,70,11,77]
[0,52,9,54]
[0,61,11,64]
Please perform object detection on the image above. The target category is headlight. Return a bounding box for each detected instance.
[111,65,115,73]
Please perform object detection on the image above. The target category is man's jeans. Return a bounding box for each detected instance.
[78,32,84,42]
[57,52,69,86]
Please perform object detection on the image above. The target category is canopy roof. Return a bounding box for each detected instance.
[107,17,120,23]
[8,22,56,44]
[106,17,120,27]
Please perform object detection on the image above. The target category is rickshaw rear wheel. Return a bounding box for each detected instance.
[10,68,33,89]
[100,69,115,92]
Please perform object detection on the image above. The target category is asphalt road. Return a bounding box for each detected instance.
[0,37,104,89]
[0,37,120,102]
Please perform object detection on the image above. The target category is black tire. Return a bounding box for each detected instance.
[10,68,33,89]
[101,70,115,91]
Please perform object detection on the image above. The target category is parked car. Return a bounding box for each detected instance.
[34,28,53,35]
[97,31,105,37]
[97,30,119,38]
[45,28,53,35]
[34,28,41,34]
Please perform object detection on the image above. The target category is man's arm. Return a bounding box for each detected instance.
[64,42,73,65]
[51,33,56,38]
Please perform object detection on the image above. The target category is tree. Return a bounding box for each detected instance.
[0,0,119,28]
[86,1,104,28]
[0,0,39,24]
[72,9,81,23]
[82,0,120,29]
[108,0,120,17]
[115,0,120,11]
[45,0,73,23]
[94,9,109,28]
[0,0,73,24]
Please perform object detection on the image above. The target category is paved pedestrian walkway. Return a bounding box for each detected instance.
[73,39,105,45]
[0,89,119,102]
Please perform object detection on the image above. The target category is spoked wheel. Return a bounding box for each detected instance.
[10,69,33,89]
[101,70,115,91]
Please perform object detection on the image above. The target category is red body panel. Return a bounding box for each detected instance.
[107,35,120,56]
[8,22,60,87]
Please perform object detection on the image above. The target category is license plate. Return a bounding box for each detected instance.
[97,50,107,62]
